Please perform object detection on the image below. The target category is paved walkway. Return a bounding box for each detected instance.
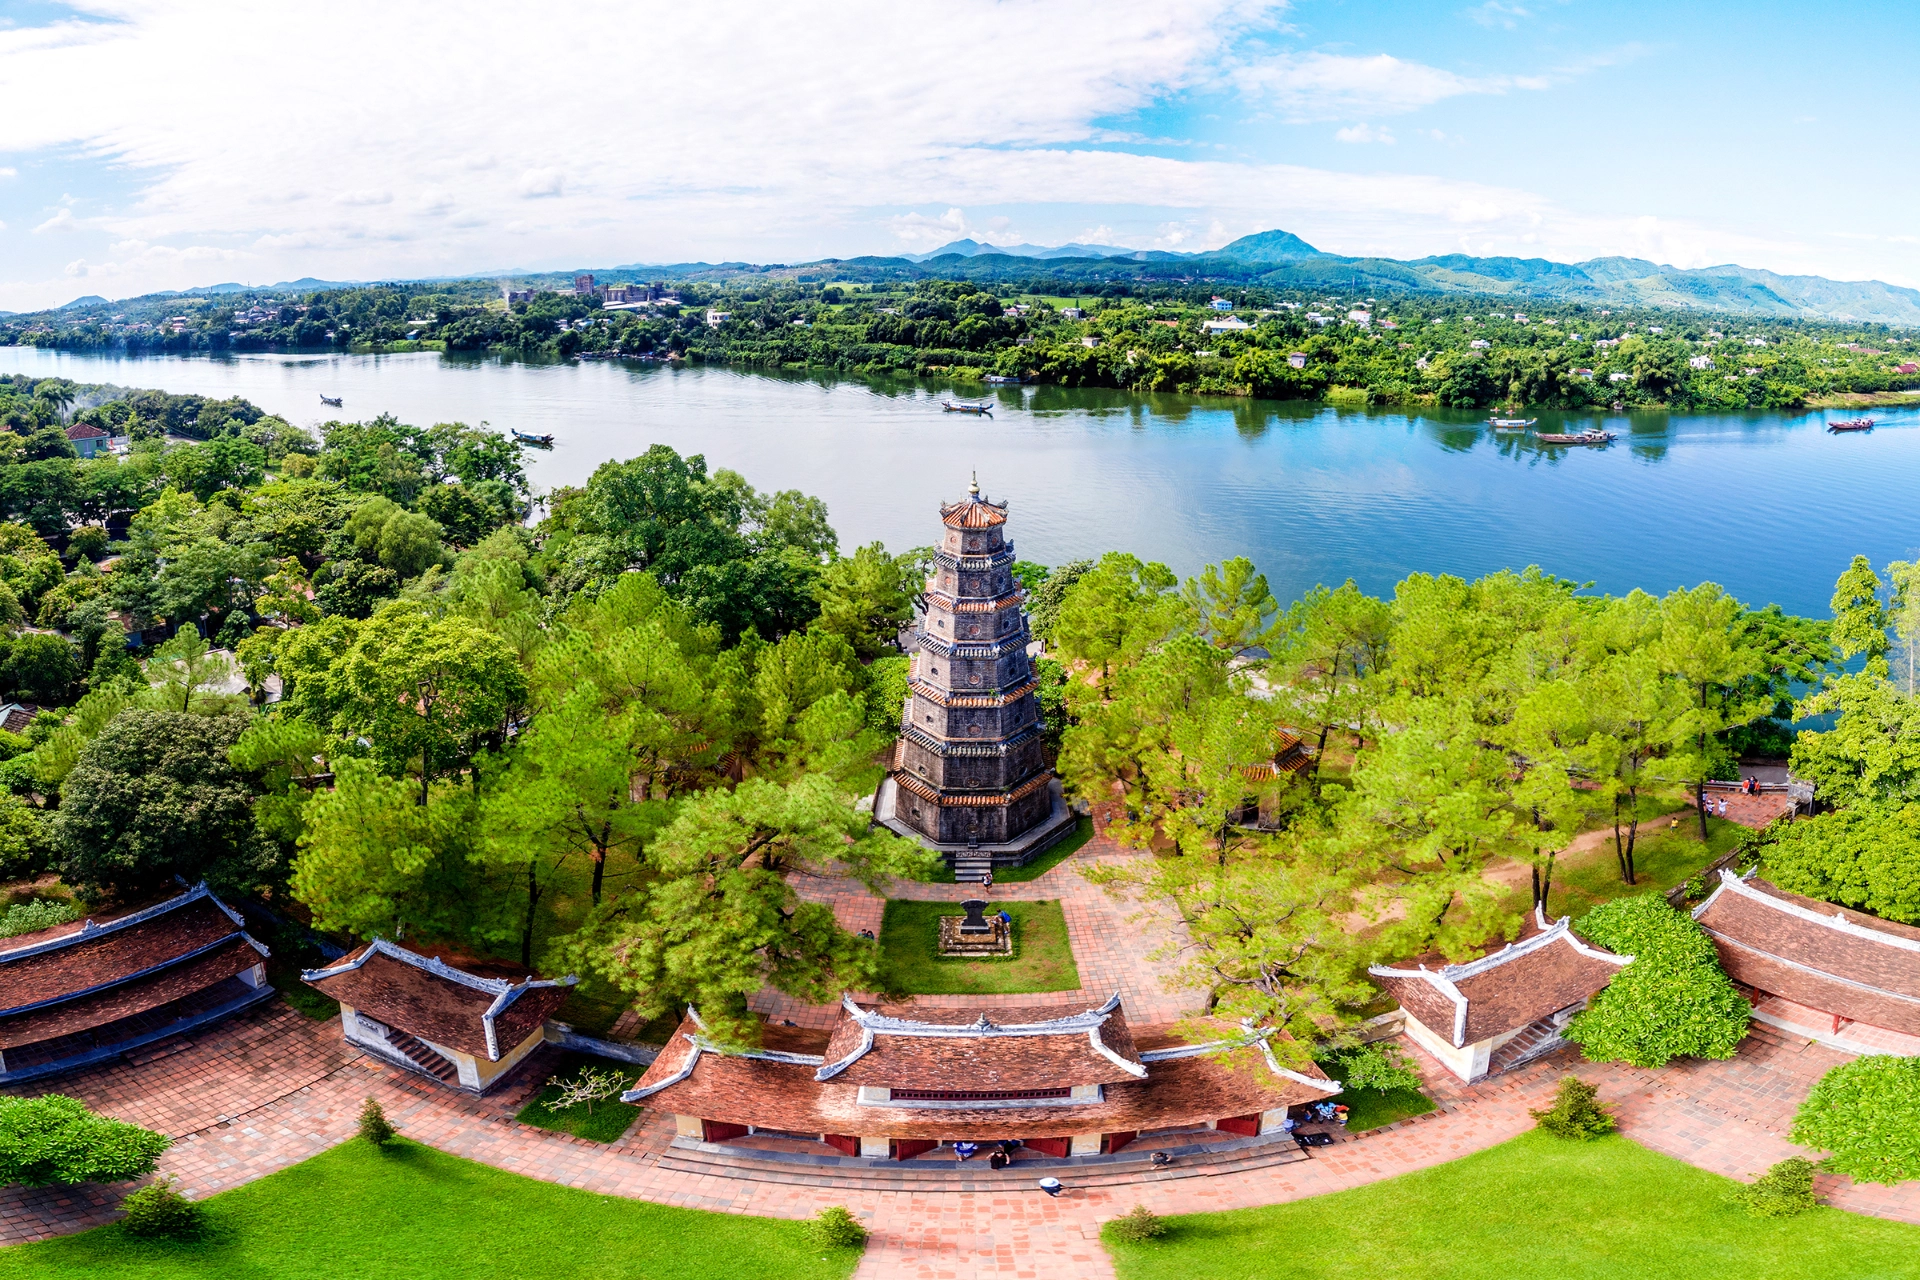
[7,836,1920,1275]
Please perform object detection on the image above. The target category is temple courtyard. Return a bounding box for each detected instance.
[5,829,1920,1279]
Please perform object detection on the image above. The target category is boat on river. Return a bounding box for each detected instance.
[983,374,1025,385]
[1827,418,1875,432]
[1488,416,1537,430]
[1535,430,1614,446]
[319,394,343,407]
[942,402,993,415]
[511,430,555,448]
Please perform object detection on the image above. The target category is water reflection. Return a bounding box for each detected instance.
[0,346,1914,617]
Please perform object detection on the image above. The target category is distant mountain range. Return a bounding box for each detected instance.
[27,231,1920,327]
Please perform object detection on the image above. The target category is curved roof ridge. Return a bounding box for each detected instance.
[1699,869,1920,955]
[0,882,230,963]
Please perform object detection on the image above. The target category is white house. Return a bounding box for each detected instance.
[1689,355,1714,370]
[1203,316,1252,334]
[1287,352,1309,370]
[1209,297,1234,311]
[705,310,731,327]
[1609,371,1632,383]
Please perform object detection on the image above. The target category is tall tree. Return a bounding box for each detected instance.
[1655,584,1767,838]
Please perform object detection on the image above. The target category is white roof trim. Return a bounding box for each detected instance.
[817,991,1137,1081]
[1703,869,1920,956]
[623,1033,703,1101]
[1369,916,1626,1048]
[621,1007,829,1099]
[302,937,575,1061]
[0,882,248,963]
[1137,1026,1340,1094]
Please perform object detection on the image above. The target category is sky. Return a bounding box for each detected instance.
[1,0,1916,312]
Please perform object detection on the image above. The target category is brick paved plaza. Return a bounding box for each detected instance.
[6,832,1920,1279]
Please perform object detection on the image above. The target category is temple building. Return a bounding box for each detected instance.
[624,994,1340,1160]
[874,477,1075,874]
[1693,869,1920,1056]
[303,939,576,1093]
[1369,908,1630,1082]
[0,883,273,1084]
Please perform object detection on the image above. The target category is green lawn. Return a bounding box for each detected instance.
[993,817,1095,883]
[1333,1082,1436,1132]
[0,1139,860,1280]
[877,899,1080,995]
[1543,812,1745,920]
[1102,1131,1920,1280]
[514,1059,644,1142]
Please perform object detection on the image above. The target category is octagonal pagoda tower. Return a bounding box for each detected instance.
[879,477,1073,873]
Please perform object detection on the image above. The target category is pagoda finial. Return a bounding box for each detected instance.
[968,471,979,498]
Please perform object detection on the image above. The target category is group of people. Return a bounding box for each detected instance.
[953,1139,1023,1170]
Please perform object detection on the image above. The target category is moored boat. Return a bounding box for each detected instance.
[1535,430,1614,446]
[1488,416,1537,429]
[942,402,993,415]
[511,430,555,447]
[983,374,1025,385]
[1827,418,1875,432]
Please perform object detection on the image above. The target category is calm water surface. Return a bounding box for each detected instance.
[3,347,1916,617]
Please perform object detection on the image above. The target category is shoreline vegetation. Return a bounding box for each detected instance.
[8,272,1920,413]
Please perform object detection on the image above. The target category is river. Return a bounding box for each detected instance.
[2,346,1915,617]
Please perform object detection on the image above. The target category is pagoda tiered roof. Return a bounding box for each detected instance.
[940,495,1010,528]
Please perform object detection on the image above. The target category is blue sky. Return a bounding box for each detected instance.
[1,0,1916,311]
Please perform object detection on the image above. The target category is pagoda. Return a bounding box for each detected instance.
[875,477,1074,876]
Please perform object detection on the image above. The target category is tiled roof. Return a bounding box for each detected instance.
[816,995,1145,1088]
[626,1007,1338,1138]
[301,939,575,1060]
[1693,871,1920,1035]
[0,885,257,1019]
[0,938,258,1050]
[64,423,109,440]
[893,771,1052,807]
[1370,907,1630,1046]
[909,676,1040,708]
[940,496,1010,529]
[0,704,38,735]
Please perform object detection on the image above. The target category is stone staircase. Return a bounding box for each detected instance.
[654,1131,1318,1191]
[1487,1016,1567,1076]
[953,854,993,884]
[386,1030,458,1083]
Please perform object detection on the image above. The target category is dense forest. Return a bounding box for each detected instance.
[7,275,1920,412]
[0,375,1913,1062]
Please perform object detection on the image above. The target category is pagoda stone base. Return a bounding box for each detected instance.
[874,777,1078,869]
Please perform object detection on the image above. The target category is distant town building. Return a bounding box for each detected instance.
[1898,362,1919,374]
[1287,352,1309,369]
[1469,339,1490,350]
[1059,307,1086,321]
[1347,310,1371,325]
[65,423,110,458]
[1203,316,1252,334]
[1209,297,1234,311]
[1609,372,1632,383]
[505,288,536,306]
[1080,336,1098,348]
[705,309,731,327]
[574,274,596,296]
[1688,355,1714,370]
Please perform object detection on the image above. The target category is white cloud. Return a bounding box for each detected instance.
[1335,123,1395,145]
[1467,2,1532,29]
[32,208,79,233]
[0,1,1902,305]
[0,167,15,179]
[1232,52,1539,120]
[516,168,565,199]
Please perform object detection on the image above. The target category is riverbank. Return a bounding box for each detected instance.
[1804,389,1920,408]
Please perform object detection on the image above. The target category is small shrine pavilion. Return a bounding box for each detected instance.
[1693,869,1920,1055]
[875,477,1075,873]
[624,993,1340,1160]
[303,939,576,1092]
[1369,908,1630,1081]
[0,883,272,1084]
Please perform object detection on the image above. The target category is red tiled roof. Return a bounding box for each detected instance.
[1370,909,1630,1046]
[893,771,1052,808]
[0,938,257,1050]
[940,497,1009,529]
[818,997,1144,1088]
[1693,872,1920,1036]
[626,1007,1336,1140]
[0,889,248,1017]
[302,939,574,1060]
[64,423,109,441]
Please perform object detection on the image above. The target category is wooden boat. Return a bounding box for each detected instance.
[942,402,993,415]
[1488,416,1537,430]
[1827,418,1875,432]
[511,430,555,448]
[319,394,343,407]
[983,374,1024,385]
[1535,430,1614,446]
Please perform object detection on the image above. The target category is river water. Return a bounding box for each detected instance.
[3,346,1915,617]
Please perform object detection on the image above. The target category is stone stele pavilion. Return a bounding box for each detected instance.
[874,477,1075,875]
[0,883,273,1085]
[623,994,1341,1161]
[303,938,576,1093]
[1369,907,1630,1083]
